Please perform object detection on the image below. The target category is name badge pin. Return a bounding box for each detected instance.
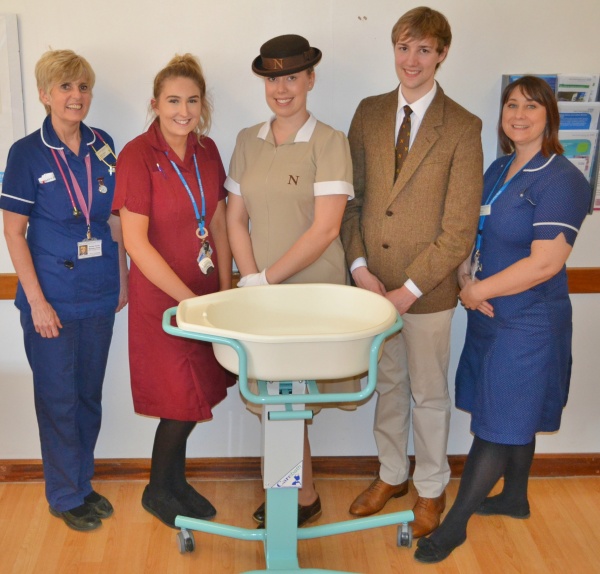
[97,177,108,194]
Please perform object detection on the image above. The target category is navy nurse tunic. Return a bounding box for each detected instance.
[455,152,590,445]
[1,115,119,317]
[0,115,120,511]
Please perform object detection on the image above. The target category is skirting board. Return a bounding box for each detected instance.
[1,454,599,483]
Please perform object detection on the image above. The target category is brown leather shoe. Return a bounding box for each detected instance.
[411,491,446,538]
[349,478,409,517]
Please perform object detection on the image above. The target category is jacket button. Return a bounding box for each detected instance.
[382,244,389,249]
[64,260,74,269]
[386,210,393,216]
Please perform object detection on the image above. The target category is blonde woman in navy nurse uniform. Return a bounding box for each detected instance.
[1,50,127,532]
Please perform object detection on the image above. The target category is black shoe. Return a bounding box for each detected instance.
[84,491,114,519]
[49,504,102,532]
[252,502,266,523]
[142,486,181,529]
[256,495,322,528]
[475,495,530,519]
[142,485,217,529]
[414,535,466,564]
[179,483,217,520]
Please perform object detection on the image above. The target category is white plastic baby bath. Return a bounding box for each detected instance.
[175,283,398,381]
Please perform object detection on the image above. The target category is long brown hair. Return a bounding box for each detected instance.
[498,76,563,157]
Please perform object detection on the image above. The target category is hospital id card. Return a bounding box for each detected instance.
[77,239,102,259]
[95,144,112,161]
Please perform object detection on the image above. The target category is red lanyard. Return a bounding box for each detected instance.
[50,147,93,238]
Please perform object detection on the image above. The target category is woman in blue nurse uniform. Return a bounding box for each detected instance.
[0,50,128,532]
[415,76,590,563]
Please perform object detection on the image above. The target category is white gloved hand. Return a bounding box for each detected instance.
[237,269,270,287]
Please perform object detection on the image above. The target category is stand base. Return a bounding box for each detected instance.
[175,503,414,574]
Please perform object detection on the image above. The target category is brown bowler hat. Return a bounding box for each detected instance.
[252,34,322,78]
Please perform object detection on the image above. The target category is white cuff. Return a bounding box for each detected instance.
[224,176,241,195]
[404,278,422,298]
[350,257,367,273]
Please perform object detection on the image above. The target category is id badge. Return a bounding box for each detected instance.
[78,239,103,259]
[470,250,481,280]
[95,144,111,161]
[197,239,214,275]
[198,239,213,263]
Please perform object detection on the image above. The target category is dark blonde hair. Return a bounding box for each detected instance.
[498,76,563,157]
[35,49,95,115]
[391,7,452,63]
[151,53,212,138]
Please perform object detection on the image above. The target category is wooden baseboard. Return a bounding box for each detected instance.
[1,454,598,483]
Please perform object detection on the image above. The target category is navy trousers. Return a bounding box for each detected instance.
[21,312,115,511]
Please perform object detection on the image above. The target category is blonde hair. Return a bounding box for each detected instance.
[150,53,212,139]
[35,49,95,115]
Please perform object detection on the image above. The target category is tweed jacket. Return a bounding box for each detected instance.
[341,84,483,314]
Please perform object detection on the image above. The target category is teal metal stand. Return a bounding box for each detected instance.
[163,309,413,574]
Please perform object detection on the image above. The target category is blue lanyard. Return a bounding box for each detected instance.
[167,153,207,237]
[475,155,515,253]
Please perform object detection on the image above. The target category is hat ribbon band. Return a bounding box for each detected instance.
[262,49,315,71]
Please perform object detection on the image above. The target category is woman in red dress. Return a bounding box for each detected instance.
[113,54,233,527]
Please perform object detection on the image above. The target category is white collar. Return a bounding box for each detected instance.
[397,82,437,119]
[257,113,317,143]
[523,154,557,172]
[40,117,96,151]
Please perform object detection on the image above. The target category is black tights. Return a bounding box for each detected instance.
[429,435,535,549]
[148,418,196,496]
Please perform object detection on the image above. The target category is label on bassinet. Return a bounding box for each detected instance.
[275,461,303,488]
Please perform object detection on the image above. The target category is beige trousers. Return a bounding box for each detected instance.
[374,308,454,498]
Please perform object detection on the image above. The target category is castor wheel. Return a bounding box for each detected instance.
[177,529,196,553]
[397,522,413,548]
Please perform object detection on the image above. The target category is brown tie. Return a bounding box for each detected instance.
[395,105,412,181]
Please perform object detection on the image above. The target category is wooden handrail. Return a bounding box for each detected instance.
[1,268,599,300]
[566,267,600,293]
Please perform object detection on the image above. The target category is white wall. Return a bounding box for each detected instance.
[0,0,599,459]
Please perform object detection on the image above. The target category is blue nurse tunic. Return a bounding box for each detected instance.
[455,152,590,445]
[0,116,120,510]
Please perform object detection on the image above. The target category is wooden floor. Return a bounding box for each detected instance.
[1,477,599,573]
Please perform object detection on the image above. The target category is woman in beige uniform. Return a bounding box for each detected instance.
[225,34,355,527]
